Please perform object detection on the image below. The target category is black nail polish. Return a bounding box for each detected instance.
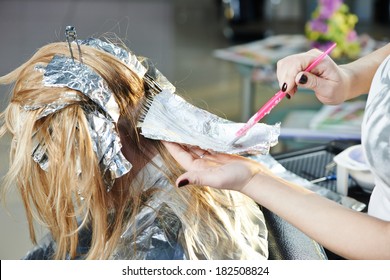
[281,83,287,92]
[178,179,189,188]
[286,94,291,99]
[299,74,308,84]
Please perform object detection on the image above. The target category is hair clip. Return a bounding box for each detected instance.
[65,26,83,63]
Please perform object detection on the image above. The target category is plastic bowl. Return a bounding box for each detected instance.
[333,144,375,193]
[349,169,375,193]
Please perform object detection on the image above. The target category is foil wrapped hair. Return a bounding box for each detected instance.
[26,28,179,190]
[30,54,131,190]
[26,27,279,191]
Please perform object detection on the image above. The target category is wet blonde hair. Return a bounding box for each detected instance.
[0,41,267,260]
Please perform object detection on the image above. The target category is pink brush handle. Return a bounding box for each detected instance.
[233,42,337,139]
[235,90,286,137]
[305,42,337,72]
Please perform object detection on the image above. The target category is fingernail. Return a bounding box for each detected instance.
[178,179,189,188]
[286,94,291,99]
[281,83,287,92]
[299,74,308,84]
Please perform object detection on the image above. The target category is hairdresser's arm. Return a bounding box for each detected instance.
[277,43,390,105]
[163,141,390,260]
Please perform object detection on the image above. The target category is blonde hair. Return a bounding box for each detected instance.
[0,41,267,259]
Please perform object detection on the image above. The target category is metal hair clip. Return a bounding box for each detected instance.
[65,26,83,63]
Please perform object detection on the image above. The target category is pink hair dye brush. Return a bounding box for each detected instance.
[229,42,337,146]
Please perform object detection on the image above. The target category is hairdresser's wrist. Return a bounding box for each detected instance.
[339,64,368,100]
[240,170,267,201]
[336,65,354,101]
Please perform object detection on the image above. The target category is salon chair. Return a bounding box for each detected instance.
[261,206,327,260]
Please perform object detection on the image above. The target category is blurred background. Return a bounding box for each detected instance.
[0,0,389,259]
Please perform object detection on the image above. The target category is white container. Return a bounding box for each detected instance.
[333,145,375,195]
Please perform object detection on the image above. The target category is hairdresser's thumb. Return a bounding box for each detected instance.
[295,72,320,91]
[176,172,217,189]
[177,177,190,188]
[176,172,198,188]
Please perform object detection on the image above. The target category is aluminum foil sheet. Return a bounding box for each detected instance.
[248,154,366,211]
[84,108,132,189]
[41,55,120,122]
[24,90,83,119]
[81,38,147,79]
[80,38,175,95]
[138,90,280,155]
[31,136,49,171]
[141,58,176,95]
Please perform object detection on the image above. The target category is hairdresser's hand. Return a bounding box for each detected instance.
[162,141,265,191]
[277,48,353,105]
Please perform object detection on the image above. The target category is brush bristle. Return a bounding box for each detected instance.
[138,92,157,125]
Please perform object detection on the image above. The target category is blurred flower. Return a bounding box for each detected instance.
[306,0,361,59]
